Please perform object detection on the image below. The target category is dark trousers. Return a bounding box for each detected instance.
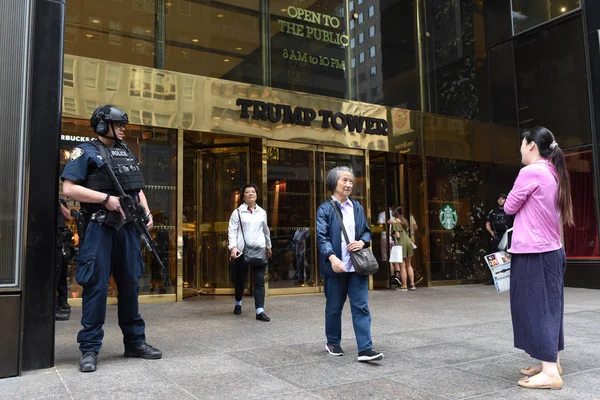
[76,222,146,353]
[55,245,68,309]
[323,273,373,352]
[234,256,266,310]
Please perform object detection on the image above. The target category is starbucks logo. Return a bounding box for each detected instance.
[440,204,457,230]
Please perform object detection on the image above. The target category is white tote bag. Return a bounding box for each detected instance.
[389,245,403,262]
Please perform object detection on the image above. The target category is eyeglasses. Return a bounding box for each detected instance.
[116,122,127,128]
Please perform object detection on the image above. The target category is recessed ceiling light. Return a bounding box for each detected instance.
[136,43,143,47]
[192,38,199,43]
[86,33,94,38]
[281,8,287,12]
[217,14,224,18]
[235,47,242,51]
[144,29,152,33]
[166,1,172,6]
[224,59,230,62]
[560,6,567,12]
[92,19,100,24]
[181,51,188,56]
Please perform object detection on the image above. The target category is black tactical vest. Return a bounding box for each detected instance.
[490,208,510,234]
[85,140,145,194]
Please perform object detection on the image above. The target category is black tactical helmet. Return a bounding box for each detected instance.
[498,193,507,200]
[90,105,129,136]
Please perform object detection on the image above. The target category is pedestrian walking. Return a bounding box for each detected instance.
[228,183,272,321]
[316,166,383,362]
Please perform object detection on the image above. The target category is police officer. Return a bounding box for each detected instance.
[62,105,162,372]
[485,193,514,284]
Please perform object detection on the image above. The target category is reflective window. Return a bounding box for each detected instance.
[358,13,364,24]
[512,0,580,34]
[359,52,364,63]
[351,57,356,68]
[351,19,355,29]
[351,38,355,48]
[564,151,599,259]
[370,46,376,57]
[370,65,376,76]
[349,1,354,11]
[369,6,374,17]
[369,25,375,37]
[358,0,363,4]
[359,32,364,43]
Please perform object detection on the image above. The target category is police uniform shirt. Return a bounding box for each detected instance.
[486,207,512,235]
[61,141,142,212]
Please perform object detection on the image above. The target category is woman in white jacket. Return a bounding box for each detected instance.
[228,183,272,321]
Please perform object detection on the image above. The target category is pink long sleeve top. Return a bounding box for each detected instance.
[504,159,562,254]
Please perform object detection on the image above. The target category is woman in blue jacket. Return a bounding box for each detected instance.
[316,166,383,362]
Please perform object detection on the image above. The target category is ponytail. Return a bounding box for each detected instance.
[550,145,574,227]
[522,127,574,227]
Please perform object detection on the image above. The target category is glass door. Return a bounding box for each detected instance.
[265,140,318,294]
[182,132,251,296]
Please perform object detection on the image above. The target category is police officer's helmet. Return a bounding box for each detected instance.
[90,105,129,136]
[498,193,507,200]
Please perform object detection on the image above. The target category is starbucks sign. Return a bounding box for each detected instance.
[440,204,458,230]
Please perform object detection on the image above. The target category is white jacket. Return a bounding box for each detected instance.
[228,203,271,252]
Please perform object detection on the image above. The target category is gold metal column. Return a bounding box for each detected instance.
[176,128,184,301]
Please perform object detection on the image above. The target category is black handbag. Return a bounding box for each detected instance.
[237,209,268,266]
[330,200,379,275]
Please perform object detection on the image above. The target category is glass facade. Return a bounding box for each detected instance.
[511,0,581,34]
[59,0,600,298]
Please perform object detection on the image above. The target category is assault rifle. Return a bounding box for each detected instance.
[99,163,171,288]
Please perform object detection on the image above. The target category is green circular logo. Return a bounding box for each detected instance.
[440,204,458,230]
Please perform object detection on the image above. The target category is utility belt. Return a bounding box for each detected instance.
[89,209,127,230]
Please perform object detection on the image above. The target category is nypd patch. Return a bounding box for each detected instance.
[70,147,84,161]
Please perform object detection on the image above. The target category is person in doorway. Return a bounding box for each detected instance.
[228,183,272,322]
[55,198,74,321]
[316,166,383,362]
[377,206,397,286]
[390,206,415,291]
[293,228,311,284]
[408,214,424,286]
[485,193,514,284]
[62,105,162,373]
[504,126,573,390]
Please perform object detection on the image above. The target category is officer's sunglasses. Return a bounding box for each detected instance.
[115,122,127,129]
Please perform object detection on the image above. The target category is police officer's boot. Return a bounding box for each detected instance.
[124,343,162,359]
[79,351,98,372]
[55,303,71,321]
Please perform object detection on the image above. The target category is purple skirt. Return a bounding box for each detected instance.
[510,248,566,362]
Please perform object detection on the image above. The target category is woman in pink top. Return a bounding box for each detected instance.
[504,127,574,390]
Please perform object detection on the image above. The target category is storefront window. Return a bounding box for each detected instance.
[511,0,580,34]
[564,150,600,259]
[60,118,178,298]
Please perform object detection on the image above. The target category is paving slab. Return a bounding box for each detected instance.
[1,285,599,400]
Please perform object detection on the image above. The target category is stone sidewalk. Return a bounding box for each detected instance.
[3,285,600,399]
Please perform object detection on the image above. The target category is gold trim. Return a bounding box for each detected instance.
[268,287,322,296]
[67,294,177,306]
[176,128,184,301]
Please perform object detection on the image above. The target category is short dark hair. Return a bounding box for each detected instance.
[241,183,259,197]
[326,166,354,192]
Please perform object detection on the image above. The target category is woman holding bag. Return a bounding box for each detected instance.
[316,166,383,362]
[228,183,272,322]
[504,127,573,390]
[390,206,415,291]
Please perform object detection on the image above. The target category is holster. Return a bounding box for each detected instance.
[90,209,125,230]
[71,209,90,246]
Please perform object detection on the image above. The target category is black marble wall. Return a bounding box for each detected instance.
[428,0,482,120]
[22,0,65,371]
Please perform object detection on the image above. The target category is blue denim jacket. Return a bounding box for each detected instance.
[316,199,371,276]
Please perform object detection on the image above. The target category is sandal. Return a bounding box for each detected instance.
[518,372,562,390]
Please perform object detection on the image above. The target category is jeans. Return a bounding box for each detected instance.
[296,251,311,281]
[323,273,373,352]
[234,256,266,309]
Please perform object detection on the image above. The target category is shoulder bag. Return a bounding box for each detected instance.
[330,200,379,275]
[237,209,268,266]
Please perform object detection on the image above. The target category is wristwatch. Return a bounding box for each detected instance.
[101,193,110,207]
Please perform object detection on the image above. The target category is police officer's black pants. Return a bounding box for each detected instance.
[76,222,146,353]
[55,246,68,309]
[234,256,266,310]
